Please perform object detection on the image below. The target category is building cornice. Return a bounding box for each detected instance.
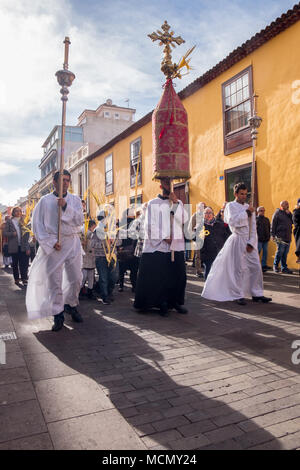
[87,3,300,163]
[178,3,300,101]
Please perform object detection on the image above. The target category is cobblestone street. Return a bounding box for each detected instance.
[0,264,299,450]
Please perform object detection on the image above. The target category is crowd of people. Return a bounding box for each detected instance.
[1,170,299,332]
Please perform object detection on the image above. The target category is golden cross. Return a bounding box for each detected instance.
[148,21,185,79]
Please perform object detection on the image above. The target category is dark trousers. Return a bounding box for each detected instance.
[274,242,290,271]
[95,257,118,300]
[203,259,214,280]
[119,257,139,289]
[11,247,29,281]
[30,246,36,263]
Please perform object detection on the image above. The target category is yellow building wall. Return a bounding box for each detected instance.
[89,20,300,269]
[89,120,158,219]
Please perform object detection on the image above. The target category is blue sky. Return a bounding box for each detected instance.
[0,0,297,206]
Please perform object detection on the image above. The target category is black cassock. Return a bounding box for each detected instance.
[134,251,186,311]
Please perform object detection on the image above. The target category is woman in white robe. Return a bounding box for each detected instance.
[201,199,265,302]
[26,190,84,320]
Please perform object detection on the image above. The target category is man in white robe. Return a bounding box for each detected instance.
[202,182,272,305]
[26,170,84,331]
[134,178,192,316]
[133,181,172,316]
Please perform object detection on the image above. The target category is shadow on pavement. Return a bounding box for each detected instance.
[2,265,297,449]
[33,296,285,450]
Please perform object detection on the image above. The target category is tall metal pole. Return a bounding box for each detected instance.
[248,93,262,207]
[55,37,75,244]
[248,93,262,238]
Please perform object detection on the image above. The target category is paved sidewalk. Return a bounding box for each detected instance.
[0,262,299,450]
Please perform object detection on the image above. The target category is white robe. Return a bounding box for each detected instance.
[26,192,84,320]
[201,201,263,301]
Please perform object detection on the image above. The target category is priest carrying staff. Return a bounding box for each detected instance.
[26,170,84,330]
[202,182,272,305]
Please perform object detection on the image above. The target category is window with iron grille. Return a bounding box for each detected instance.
[224,163,258,207]
[105,154,113,195]
[130,138,142,187]
[222,66,253,155]
[130,194,143,206]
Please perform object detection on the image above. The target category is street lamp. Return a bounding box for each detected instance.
[248,94,262,207]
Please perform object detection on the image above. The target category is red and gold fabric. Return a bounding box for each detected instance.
[152,79,190,180]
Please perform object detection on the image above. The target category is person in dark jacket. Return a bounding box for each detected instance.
[3,206,30,286]
[271,201,293,274]
[200,207,231,280]
[256,206,271,272]
[292,198,300,264]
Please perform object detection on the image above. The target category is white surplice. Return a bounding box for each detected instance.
[26,192,84,320]
[201,200,263,301]
[143,196,171,253]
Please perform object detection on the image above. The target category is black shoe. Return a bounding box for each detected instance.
[102,298,111,305]
[262,267,268,273]
[64,304,72,314]
[252,296,272,303]
[79,288,87,299]
[236,298,247,305]
[70,306,83,322]
[64,304,83,322]
[174,304,188,314]
[273,266,280,273]
[281,268,293,274]
[87,288,96,300]
[159,302,169,317]
[108,293,114,302]
[52,312,65,331]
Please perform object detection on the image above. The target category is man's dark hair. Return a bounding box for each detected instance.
[53,169,71,182]
[234,182,247,194]
[12,206,22,217]
[88,220,96,228]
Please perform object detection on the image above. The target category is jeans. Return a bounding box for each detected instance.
[258,241,269,267]
[95,257,118,300]
[274,242,290,271]
[203,259,214,280]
